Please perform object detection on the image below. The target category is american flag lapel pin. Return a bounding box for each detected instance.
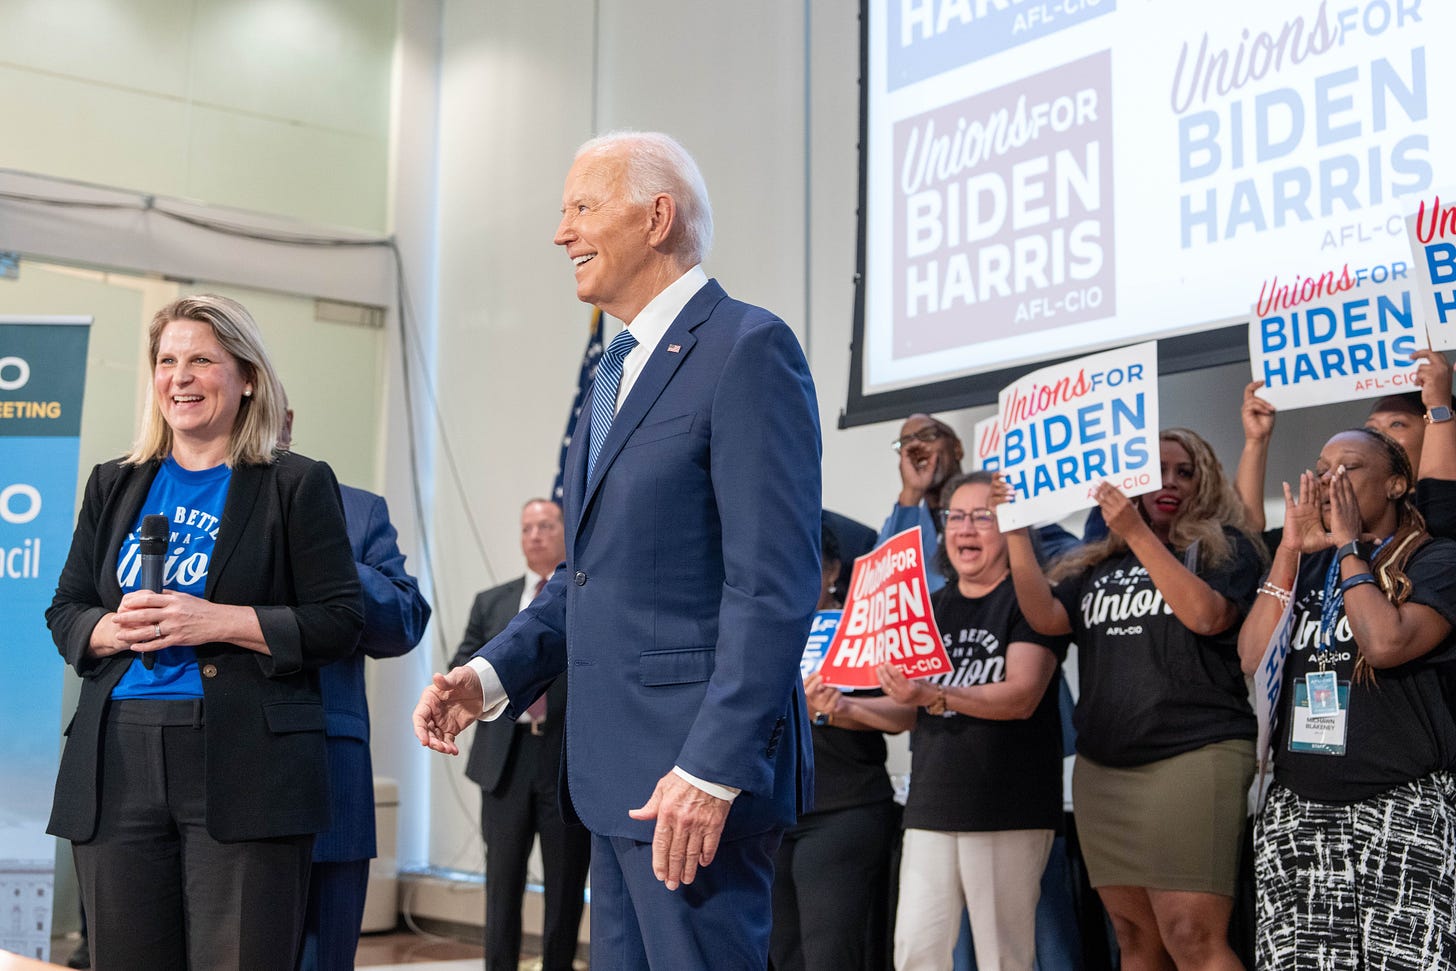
[667,343,682,353]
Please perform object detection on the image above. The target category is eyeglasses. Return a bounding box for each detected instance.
[941,508,996,530]
[892,427,946,452]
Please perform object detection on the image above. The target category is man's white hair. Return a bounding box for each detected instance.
[576,131,714,266]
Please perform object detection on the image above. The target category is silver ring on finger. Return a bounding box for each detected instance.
[155,623,163,640]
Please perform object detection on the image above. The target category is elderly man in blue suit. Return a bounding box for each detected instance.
[282,411,432,971]
[413,131,821,969]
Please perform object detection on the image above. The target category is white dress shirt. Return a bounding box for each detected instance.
[467,264,739,803]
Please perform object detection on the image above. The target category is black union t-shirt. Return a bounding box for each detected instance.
[1053,527,1260,767]
[1273,540,1456,804]
[903,577,1068,833]
[809,712,893,815]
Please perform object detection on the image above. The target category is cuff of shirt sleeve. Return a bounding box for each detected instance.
[465,657,511,721]
[672,766,740,802]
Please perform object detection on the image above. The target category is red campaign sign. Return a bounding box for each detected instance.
[818,527,953,688]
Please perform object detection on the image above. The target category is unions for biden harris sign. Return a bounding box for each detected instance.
[1249,257,1420,410]
[1407,193,1456,351]
[995,341,1161,532]
[892,49,1115,359]
[818,528,953,689]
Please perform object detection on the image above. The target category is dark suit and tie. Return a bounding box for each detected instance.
[448,500,590,971]
[414,133,821,970]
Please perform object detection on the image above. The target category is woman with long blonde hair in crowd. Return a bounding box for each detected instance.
[995,428,1264,970]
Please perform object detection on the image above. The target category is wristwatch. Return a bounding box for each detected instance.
[1334,539,1367,565]
[1426,405,1453,424]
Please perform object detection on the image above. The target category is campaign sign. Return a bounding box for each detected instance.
[1253,585,1294,773]
[1249,259,1422,410]
[801,610,841,681]
[818,528,952,689]
[995,341,1160,531]
[971,414,1002,471]
[1407,194,1456,351]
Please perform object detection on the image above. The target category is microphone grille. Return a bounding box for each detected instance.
[139,512,171,550]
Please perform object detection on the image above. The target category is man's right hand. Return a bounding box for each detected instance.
[412,666,486,755]
[897,448,939,507]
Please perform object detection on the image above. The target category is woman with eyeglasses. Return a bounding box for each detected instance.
[995,428,1264,971]
[1238,427,1456,969]
[812,470,1068,971]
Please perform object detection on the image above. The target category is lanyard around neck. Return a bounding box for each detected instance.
[1318,536,1391,666]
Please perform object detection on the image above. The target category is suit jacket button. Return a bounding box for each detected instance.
[201,663,218,678]
[574,571,587,586]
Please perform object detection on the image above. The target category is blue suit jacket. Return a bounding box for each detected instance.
[312,484,431,862]
[478,279,821,843]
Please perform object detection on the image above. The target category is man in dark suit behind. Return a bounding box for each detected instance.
[281,411,432,971]
[414,131,821,969]
[448,499,589,971]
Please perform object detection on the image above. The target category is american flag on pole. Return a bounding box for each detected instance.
[552,307,604,502]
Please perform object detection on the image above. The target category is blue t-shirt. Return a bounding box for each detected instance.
[111,458,232,700]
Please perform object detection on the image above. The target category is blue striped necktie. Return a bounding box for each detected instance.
[588,327,639,478]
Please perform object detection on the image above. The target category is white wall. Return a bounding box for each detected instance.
[0,0,396,231]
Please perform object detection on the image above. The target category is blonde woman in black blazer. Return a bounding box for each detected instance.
[46,294,362,971]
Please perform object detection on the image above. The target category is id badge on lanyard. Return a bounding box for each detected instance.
[1289,673,1350,755]
[1287,545,1381,757]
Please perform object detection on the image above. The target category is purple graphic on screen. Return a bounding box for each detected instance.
[891,50,1116,358]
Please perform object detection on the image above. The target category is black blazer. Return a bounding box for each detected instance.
[46,453,364,843]
[449,577,567,793]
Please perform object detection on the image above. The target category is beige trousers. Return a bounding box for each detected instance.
[894,827,1054,971]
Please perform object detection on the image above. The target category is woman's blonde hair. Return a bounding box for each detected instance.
[124,294,285,467]
[1047,427,1263,583]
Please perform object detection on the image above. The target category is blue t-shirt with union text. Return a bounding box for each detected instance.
[111,457,232,700]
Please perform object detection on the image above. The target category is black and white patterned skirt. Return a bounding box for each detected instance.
[1255,772,1456,970]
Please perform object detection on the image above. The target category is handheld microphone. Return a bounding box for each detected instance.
[138,514,169,670]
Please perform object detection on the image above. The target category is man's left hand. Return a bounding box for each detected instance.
[628,772,731,891]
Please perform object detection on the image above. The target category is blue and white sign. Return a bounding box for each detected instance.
[995,341,1160,530]
[1407,192,1456,351]
[1249,259,1422,410]
[801,610,842,681]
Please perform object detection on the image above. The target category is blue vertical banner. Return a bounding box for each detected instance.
[0,316,90,961]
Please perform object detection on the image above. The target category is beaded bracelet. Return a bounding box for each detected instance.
[1339,572,1378,593]
[1257,581,1292,606]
